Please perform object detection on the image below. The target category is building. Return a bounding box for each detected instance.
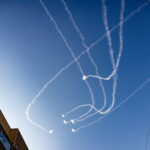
[0,110,28,150]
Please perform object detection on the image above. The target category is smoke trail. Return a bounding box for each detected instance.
[101,0,116,69]
[69,106,100,124]
[26,0,149,133]
[117,0,125,73]
[62,0,125,126]
[78,1,149,72]
[60,0,86,48]
[60,0,107,114]
[85,1,149,81]
[74,78,150,132]
[98,0,118,114]
[101,0,125,115]
[39,0,98,120]
[26,112,52,134]
[26,0,97,133]
[73,0,125,123]
[25,60,74,133]
[62,104,96,124]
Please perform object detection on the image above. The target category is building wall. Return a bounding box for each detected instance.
[0,110,28,150]
[0,111,11,136]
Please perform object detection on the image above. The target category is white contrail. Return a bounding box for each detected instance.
[26,0,96,133]
[39,0,97,120]
[60,0,86,48]
[80,0,150,118]
[26,0,149,133]
[70,0,125,123]
[101,0,116,69]
[62,0,124,126]
[85,1,149,81]
[26,111,52,134]
[74,78,150,132]
[62,104,97,124]
[68,105,100,124]
[118,0,125,73]
[98,0,118,114]
[60,0,107,115]
[99,0,125,114]
[25,60,74,133]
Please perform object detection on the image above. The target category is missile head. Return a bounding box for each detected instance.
[72,129,76,133]
[82,75,87,80]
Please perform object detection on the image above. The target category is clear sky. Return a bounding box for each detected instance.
[0,0,150,149]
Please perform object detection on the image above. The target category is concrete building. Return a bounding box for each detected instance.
[0,110,28,150]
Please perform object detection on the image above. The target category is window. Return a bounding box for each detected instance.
[0,131,11,150]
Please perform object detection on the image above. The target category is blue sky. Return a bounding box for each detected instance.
[0,0,150,149]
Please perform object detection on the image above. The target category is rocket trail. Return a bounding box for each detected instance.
[85,1,149,81]
[26,0,96,134]
[39,0,97,122]
[25,0,149,133]
[70,0,125,125]
[74,78,150,132]
[60,0,107,119]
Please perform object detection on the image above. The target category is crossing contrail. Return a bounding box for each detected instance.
[85,1,149,81]
[97,0,118,115]
[39,0,98,123]
[60,0,107,119]
[26,0,96,134]
[25,0,149,134]
[64,0,125,126]
[74,78,150,132]
[69,0,125,126]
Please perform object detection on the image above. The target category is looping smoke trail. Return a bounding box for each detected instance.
[25,0,150,134]
[70,0,125,127]
[25,60,74,134]
[62,104,93,124]
[74,78,150,132]
[26,0,97,134]
[85,1,149,81]
[39,0,98,121]
[63,0,124,125]
[60,0,107,118]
